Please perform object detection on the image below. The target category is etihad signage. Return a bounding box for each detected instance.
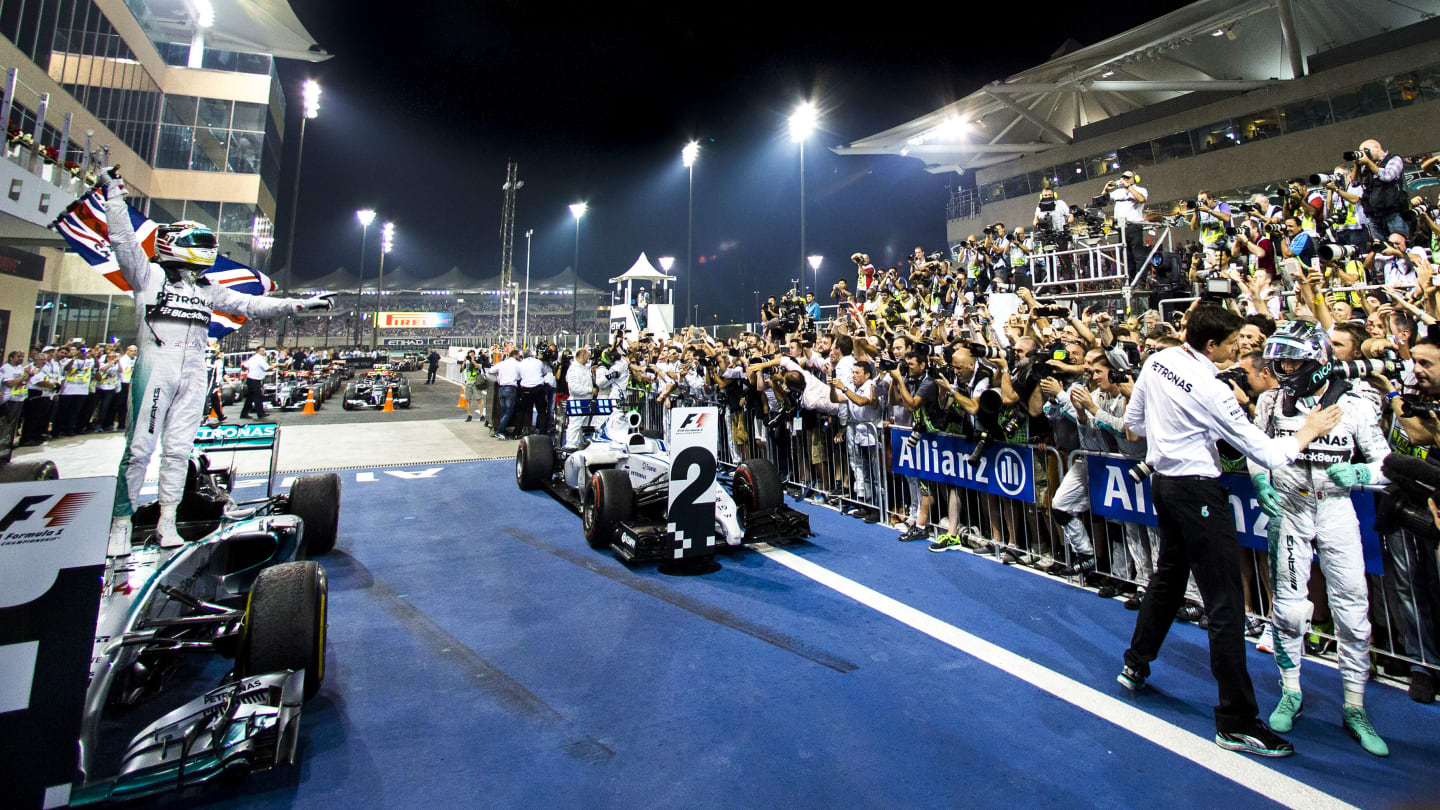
[379,311,453,329]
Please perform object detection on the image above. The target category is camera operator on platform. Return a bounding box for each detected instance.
[1033,187,1073,270]
[1351,139,1409,241]
[1117,304,1343,758]
[1105,171,1148,280]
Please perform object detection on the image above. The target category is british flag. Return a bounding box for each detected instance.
[50,188,276,338]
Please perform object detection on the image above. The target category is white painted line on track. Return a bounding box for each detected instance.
[756,544,1356,810]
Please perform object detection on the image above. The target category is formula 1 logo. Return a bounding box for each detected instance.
[675,413,709,433]
[0,492,98,532]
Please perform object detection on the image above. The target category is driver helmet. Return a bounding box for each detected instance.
[1262,320,1332,398]
[155,220,218,268]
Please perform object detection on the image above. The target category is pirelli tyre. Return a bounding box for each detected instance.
[583,468,633,550]
[0,459,60,482]
[516,434,554,491]
[286,473,341,556]
[397,385,411,408]
[241,560,327,701]
[222,385,239,405]
[343,383,359,410]
[732,458,782,529]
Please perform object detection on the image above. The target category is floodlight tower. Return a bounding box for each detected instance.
[499,162,522,340]
[789,102,817,286]
[353,208,375,346]
[371,222,394,348]
[278,78,319,348]
[682,141,698,326]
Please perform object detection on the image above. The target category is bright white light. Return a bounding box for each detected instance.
[569,202,587,219]
[658,256,675,272]
[807,255,823,271]
[1101,70,1115,78]
[356,209,376,227]
[381,222,395,253]
[899,147,910,157]
[302,80,321,120]
[682,142,699,168]
[1212,29,1226,36]
[189,0,214,27]
[788,102,817,143]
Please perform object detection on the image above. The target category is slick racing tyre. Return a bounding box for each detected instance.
[287,473,341,556]
[583,468,633,551]
[732,458,782,529]
[343,383,359,410]
[397,385,411,408]
[242,561,327,701]
[516,434,554,491]
[0,459,59,481]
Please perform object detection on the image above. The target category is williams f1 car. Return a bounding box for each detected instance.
[342,367,411,410]
[73,422,340,804]
[515,400,809,564]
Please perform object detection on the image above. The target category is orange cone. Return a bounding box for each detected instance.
[456,391,469,409]
[208,404,221,419]
[302,387,317,415]
[382,387,395,412]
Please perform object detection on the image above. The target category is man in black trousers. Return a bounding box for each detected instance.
[1117,305,1341,757]
[425,349,440,384]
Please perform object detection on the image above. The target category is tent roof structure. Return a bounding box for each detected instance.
[608,252,676,285]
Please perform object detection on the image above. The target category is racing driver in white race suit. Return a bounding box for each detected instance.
[1246,321,1391,757]
[100,169,332,546]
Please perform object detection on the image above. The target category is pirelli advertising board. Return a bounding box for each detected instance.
[378,312,454,329]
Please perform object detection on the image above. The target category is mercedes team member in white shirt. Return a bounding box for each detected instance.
[490,348,521,440]
[1117,304,1342,759]
[239,346,270,420]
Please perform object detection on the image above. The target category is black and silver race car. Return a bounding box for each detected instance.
[72,424,340,805]
[342,367,411,410]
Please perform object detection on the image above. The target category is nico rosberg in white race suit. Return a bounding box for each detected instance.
[1247,321,1391,756]
[100,169,332,547]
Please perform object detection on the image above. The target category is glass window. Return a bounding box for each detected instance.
[1237,110,1281,143]
[237,52,272,75]
[149,198,185,223]
[1087,151,1120,180]
[1384,69,1438,108]
[980,182,1005,204]
[1278,97,1331,134]
[1151,131,1193,164]
[196,98,231,129]
[1050,159,1086,188]
[189,127,226,172]
[1025,169,1049,194]
[231,101,265,133]
[1001,173,1029,200]
[162,95,196,125]
[1115,142,1155,171]
[1330,81,1389,122]
[219,202,258,233]
[226,131,261,173]
[154,124,192,169]
[1190,120,1239,154]
[187,200,220,231]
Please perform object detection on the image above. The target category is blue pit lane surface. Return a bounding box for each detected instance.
[140,459,1439,809]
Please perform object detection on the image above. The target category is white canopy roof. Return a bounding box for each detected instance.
[125,0,330,62]
[608,252,675,285]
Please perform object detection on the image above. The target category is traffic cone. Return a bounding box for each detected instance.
[382,388,395,412]
[302,387,317,415]
[208,404,221,420]
[456,391,468,409]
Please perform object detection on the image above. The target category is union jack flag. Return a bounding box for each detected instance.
[50,188,277,338]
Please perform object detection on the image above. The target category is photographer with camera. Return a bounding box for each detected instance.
[1349,139,1410,241]
[830,359,882,523]
[889,350,944,542]
[1364,232,1429,289]
[1319,165,1371,253]
[1117,304,1344,757]
[1246,323,1392,755]
[1104,171,1149,280]
[1188,191,1233,253]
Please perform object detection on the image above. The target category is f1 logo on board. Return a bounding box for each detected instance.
[674,413,708,434]
[0,492,98,532]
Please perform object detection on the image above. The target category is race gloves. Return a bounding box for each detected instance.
[298,294,335,311]
[1252,472,1281,517]
[98,166,126,199]
[1326,463,1372,488]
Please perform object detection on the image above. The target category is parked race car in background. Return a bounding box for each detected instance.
[342,366,412,410]
[516,401,810,564]
[74,423,341,805]
[268,370,332,410]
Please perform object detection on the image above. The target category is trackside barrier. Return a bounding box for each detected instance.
[537,384,1437,680]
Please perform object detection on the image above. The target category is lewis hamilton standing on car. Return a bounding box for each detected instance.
[1117,304,1342,758]
[99,169,332,548]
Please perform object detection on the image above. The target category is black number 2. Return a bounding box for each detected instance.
[669,446,717,555]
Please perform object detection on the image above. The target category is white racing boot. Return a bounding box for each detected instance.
[156,503,185,548]
[107,515,133,557]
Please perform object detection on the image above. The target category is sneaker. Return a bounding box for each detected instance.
[1178,604,1204,624]
[1268,688,1303,733]
[1055,555,1096,577]
[1117,665,1146,692]
[825,494,841,506]
[1409,670,1436,704]
[1256,625,1275,655]
[1215,722,1294,758]
[1245,617,1265,638]
[862,510,881,524]
[1124,590,1144,610]
[928,533,965,553]
[1096,583,1118,599]
[1341,706,1389,757]
[465,415,473,422]
[898,524,930,543]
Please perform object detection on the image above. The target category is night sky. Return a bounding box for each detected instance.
[276,1,1191,323]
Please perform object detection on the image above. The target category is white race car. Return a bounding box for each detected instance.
[515,403,809,563]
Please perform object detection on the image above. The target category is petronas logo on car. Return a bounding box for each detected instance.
[195,423,278,446]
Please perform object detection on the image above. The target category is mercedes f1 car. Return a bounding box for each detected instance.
[342,367,412,410]
[267,369,338,411]
[73,423,341,804]
[515,400,809,564]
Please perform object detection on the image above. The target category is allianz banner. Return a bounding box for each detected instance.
[890,431,1036,503]
[1086,454,1383,575]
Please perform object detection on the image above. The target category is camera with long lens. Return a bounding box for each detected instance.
[983,225,997,236]
[1401,396,1440,420]
[967,341,1008,362]
[1216,365,1250,395]
[1128,461,1155,483]
[1330,358,1404,379]
[966,389,1007,467]
[1032,304,1071,319]
[1342,149,1367,162]
[1317,242,1361,263]
[1309,172,1340,186]
[876,357,899,372]
[1037,199,1057,213]
[1379,454,1440,544]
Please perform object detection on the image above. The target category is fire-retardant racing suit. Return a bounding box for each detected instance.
[101,173,325,528]
[1247,382,1389,714]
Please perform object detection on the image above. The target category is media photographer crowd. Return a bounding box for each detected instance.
[483,133,1440,758]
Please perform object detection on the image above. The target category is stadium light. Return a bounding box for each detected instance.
[356,209,376,228]
[682,141,699,168]
[569,202,587,220]
[381,221,395,253]
[808,254,823,296]
[790,101,819,286]
[372,222,395,348]
[302,79,321,120]
[189,0,214,28]
[682,141,699,325]
[658,256,674,272]
[570,204,586,331]
[354,209,376,346]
